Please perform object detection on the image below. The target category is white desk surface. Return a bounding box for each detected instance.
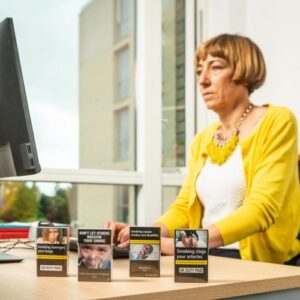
[0,245,300,300]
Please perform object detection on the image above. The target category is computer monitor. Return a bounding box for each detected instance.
[0,18,41,177]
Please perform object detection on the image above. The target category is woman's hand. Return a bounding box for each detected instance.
[152,223,174,255]
[207,224,224,249]
[161,237,174,255]
[102,221,177,254]
[103,221,130,248]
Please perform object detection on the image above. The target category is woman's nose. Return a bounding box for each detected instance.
[198,69,210,86]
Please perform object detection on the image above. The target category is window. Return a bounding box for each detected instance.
[162,0,186,169]
[115,0,130,39]
[115,186,130,223]
[116,47,130,102]
[1,1,189,228]
[0,182,71,224]
[77,183,135,227]
[78,0,135,227]
[115,108,129,161]
[0,1,88,170]
[79,1,134,170]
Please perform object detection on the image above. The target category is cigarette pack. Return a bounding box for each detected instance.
[174,229,208,282]
[77,229,112,282]
[129,226,160,277]
[36,226,68,276]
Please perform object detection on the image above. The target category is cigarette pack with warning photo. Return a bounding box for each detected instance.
[36,226,68,277]
[77,229,112,282]
[129,226,160,277]
[174,229,208,282]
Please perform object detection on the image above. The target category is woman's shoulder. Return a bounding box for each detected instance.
[254,104,298,138]
[190,122,219,155]
[267,104,297,122]
[193,122,219,144]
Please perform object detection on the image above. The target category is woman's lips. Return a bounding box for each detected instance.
[202,92,214,97]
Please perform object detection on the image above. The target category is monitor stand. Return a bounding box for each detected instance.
[0,143,16,177]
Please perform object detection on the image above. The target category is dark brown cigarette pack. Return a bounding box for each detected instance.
[36,226,68,277]
[174,229,208,282]
[129,226,160,277]
[77,229,112,282]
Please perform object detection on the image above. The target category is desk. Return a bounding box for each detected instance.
[1,246,300,300]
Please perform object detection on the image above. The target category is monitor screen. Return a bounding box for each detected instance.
[0,18,41,177]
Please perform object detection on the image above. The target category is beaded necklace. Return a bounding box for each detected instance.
[207,103,254,165]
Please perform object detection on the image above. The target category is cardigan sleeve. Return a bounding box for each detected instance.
[214,107,299,245]
[155,132,203,237]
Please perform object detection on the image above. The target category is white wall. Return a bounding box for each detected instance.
[245,0,300,119]
[197,0,300,146]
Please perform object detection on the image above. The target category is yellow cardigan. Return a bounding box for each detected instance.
[157,105,300,263]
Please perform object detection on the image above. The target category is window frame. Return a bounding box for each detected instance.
[4,0,198,226]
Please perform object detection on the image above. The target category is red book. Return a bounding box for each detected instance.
[0,228,29,232]
[0,231,29,239]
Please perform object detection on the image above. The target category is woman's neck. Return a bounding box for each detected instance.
[218,101,252,133]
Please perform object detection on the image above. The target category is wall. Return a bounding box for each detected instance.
[198,0,300,147]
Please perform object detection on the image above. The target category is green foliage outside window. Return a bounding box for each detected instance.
[38,186,70,224]
[0,183,70,224]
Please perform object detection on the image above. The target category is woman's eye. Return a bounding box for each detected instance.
[196,69,202,76]
[212,65,222,70]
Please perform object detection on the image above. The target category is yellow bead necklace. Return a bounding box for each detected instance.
[207,103,254,165]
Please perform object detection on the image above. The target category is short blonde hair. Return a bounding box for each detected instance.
[42,228,64,243]
[194,34,266,94]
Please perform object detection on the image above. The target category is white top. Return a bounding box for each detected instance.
[196,146,246,249]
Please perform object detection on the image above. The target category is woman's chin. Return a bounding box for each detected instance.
[203,98,224,112]
[204,101,217,111]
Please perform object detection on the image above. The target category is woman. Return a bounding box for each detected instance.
[105,34,300,265]
[37,227,67,244]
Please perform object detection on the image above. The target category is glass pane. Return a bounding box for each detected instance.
[0,0,135,171]
[0,182,72,224]
[77,184,135,227]
[115,108,129,161]
[0,0,89,169]
[0,182,136,228]
[116,47,130,101]
[115,0,130,39]
[162,186,181,214]
[162,0,186,169]
[79,0,135,171]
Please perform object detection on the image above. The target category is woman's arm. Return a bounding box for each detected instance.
[153,223,174,255]
[155,223,223,254]
[207,224,224,249]
[214,108,298,246]
[155,133,206,237]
